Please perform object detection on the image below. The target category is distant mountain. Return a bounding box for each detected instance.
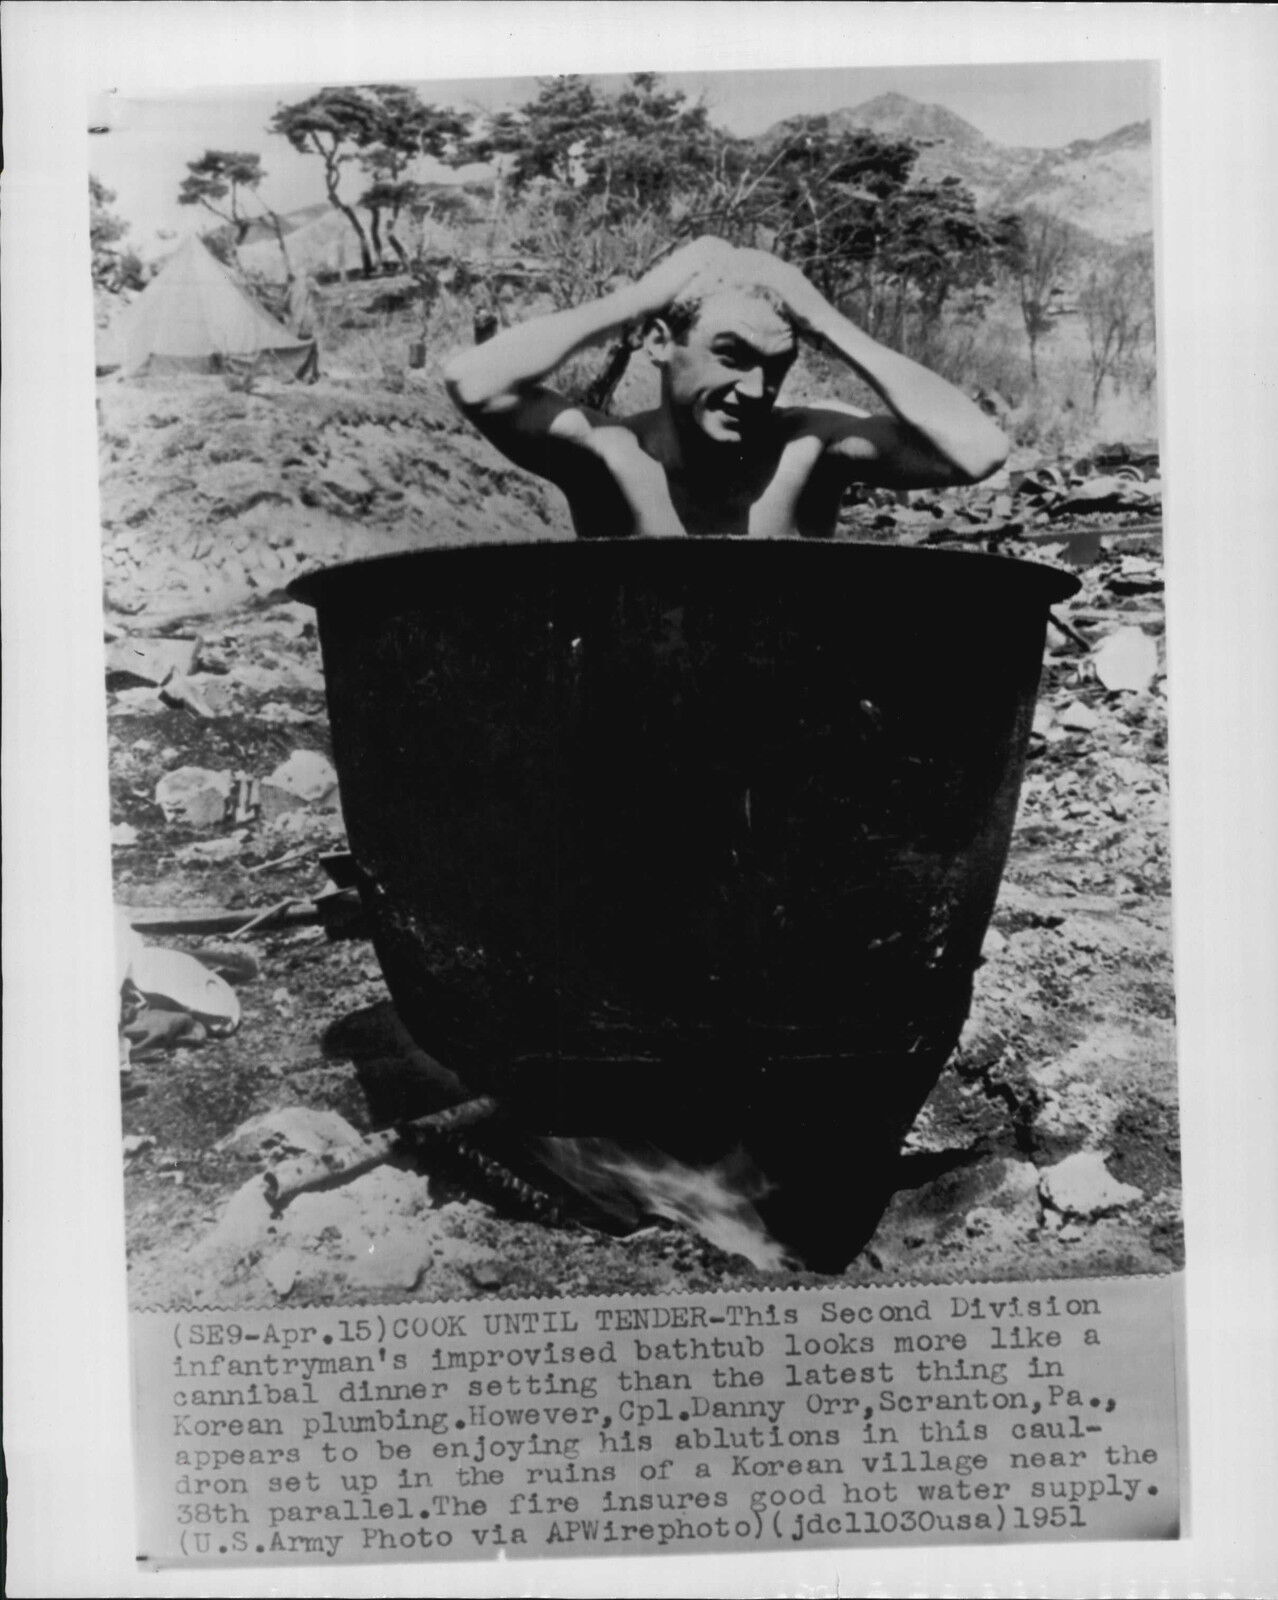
[821,91,994,153]
[760,92,1153,244]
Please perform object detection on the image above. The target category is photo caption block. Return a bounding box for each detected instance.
[133,1274,1183,1568]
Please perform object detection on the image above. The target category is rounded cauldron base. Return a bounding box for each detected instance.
[294,539,1077,1270]
[419,1039,953,1273]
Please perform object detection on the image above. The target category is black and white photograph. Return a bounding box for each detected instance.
[90,58,1178,1306]
[5,5,1277,1594]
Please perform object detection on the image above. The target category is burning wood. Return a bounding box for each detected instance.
[263,1094,499,1208]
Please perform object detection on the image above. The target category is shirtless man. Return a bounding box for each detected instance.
[443,236,1009,539]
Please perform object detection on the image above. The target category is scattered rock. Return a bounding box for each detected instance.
[1055,475,1129,514]
[259,807,348,851]
[1093,626,1159,693]
[1039,1151,1143,1219]
[105,635,198,687]
[154,765,232,828]
[159,671,220,718]
[257,701,316,725]
[1106,558,1163,596]
[264,750,340,808]
[106,392,1176,1298]
[349,1232,429,1292]
[1033,1081,1122,1157]
[123,1008,209,1058]
[111,821,140,847]
[218,1108,368,1164]
[123,1134,155,1159]
[112,684,165,714]
[257,779,308,821]
[228,663,290,696]
[230,660,326,697]
[176,835,246,866]
[263,1251,303,1297]
[195,645,231,675]
[203,1175,275,1253]
[320,461,376,511]
[1059,917,1103,953]
[1058,701,1100,732]
[467,1260,510,1291]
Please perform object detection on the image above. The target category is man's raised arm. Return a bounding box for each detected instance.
[735,249,1010,488]
[443,237,736,422]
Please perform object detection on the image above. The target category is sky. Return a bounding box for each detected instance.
[88,59,1154,257]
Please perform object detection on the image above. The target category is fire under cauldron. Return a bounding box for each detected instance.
[292,540,1078,1269]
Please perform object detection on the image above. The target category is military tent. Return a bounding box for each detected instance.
[120,234,309,375]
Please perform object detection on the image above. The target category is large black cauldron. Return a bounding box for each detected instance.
[292,540,1076,1266]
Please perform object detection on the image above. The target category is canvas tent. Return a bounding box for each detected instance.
[120,234,309,375]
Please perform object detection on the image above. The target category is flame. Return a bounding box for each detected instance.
[533,1136,795,1272]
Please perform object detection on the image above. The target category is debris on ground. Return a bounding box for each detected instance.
[116,916,249,1066]
[153,765,232,827]
[1094,626,1159,693]
[124,1009,209,1059]
[106,635,200,687]
[100,372,1177,1301]
[1058,700,1100,732]
[128,944,241,1030]
[217,1106,367,1164]
[175,834,247,866]
[158,671,220,718]
[262,749,340,808]
[1039,1151,1145,1219]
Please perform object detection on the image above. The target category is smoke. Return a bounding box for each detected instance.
[533,1136,795,1272]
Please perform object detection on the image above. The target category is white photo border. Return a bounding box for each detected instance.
[4,4,1276,1595]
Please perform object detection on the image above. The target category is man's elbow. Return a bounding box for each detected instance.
[442,349,483,412]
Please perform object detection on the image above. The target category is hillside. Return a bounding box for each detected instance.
[764,91,1153,244]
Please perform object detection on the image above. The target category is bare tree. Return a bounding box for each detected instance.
[1079,240,1155,409]
[1007,207,1077,385]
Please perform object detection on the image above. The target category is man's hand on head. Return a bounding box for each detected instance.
[727,248,830,336]
[631,236,738,318]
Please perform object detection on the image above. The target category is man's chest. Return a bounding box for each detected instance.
[593,429,830,537]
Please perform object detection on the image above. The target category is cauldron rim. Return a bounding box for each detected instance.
[288,537,1080,612]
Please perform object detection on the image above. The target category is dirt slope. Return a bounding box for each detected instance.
[99,372,567,621]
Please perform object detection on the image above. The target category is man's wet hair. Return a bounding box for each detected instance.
[662,272,795,345]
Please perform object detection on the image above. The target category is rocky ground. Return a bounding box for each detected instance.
[99,361,1178,1308]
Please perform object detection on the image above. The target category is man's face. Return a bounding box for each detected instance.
[661,290,797,445]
